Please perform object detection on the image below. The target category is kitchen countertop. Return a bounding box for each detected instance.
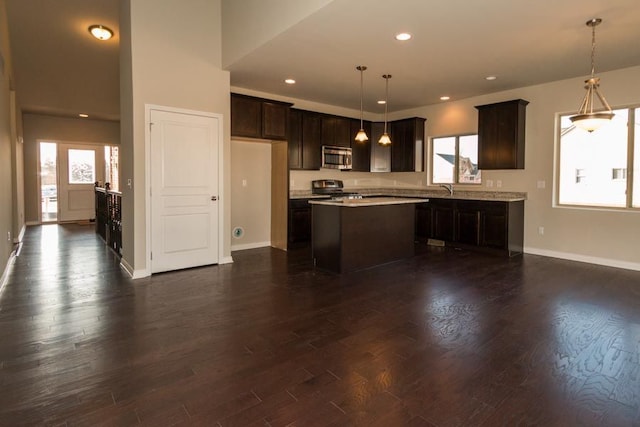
[291,187,527,202]
[308,197,426,207]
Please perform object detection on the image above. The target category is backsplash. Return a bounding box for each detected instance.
[289,169,426,191]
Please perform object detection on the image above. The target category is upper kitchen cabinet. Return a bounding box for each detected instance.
[390,117,426,172]
[288,109,303,169]
[231,93,292,140]
[321,115,352,148]
[301,111,323,170]
[350,118,371,172]
[370,122,390,172]
[475,99,528,170]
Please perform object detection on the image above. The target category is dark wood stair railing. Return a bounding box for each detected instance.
[94,183,122,256]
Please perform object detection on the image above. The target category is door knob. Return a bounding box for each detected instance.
[211,196,218,201]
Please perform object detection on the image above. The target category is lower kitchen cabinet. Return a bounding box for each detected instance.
[288,199,312,248]
[416,198,524,256]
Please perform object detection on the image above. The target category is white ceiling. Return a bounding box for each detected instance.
[6,0,640,121]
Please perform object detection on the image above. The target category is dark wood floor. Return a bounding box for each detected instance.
[1,224,639,426]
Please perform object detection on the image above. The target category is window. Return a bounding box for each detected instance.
[68,149,95,184]
[558,107,638,208]
[611,168,627,180]
[431,134,481,184]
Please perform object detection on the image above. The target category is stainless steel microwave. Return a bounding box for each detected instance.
[321,146,352,170]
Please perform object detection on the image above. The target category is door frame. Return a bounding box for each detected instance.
[144,104,226,275]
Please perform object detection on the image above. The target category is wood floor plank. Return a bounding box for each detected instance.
[1,224,640,426]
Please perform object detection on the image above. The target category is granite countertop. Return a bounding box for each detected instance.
[308,197,427,207]
[291,187,527,202]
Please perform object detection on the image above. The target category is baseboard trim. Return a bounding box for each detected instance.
[231,241,271,252]
[13,225,26,244]
[119,258,151,279]
[25,221,39,226]
[524,246,640,272]
[0,245,18,299]
[219,256,234,264]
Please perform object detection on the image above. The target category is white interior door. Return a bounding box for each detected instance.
[150,109,219,273]
[57,143,104,222]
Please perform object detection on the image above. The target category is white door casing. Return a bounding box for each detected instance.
[149,108,220,273]
[57,143,105,222]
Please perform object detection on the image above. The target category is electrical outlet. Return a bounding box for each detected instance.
[496,180,502,188]
[538,226,544,235]
[242,179,247,187]
[7,231,10,241]
[537,180,546,189]
[486,180,493,188]
[127,179,132,189]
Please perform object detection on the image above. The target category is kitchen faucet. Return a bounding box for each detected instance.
[440,183,454,196]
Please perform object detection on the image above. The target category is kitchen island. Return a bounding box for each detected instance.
[309,197,425,273]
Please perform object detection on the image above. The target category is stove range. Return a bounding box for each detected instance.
[311,179,363,200]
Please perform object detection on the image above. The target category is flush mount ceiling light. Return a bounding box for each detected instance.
[78,113,89,118]
[377,100,386,104]
[284,78,296,84]
[570,18,614,132]
[354,66,369,143]
[395,32,412,41]
[440,96,451,101]
[88,25,113,41]
[485,75,497,81]
[378,74,392,146]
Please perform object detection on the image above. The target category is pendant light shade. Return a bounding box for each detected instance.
[355,66,369,142]
[569,18,614,132]
[378,74,392,146]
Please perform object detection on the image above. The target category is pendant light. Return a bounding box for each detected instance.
[354,66,369,142]
[378,74,392,145]
[569,18,614,132]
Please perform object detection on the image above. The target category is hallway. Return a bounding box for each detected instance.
[1,225,639,425]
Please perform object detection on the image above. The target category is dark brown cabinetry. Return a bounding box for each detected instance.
[416,198,524,256]
[231,93,292,140]
[288,109,303,169]
[390,117,426,172]
[288,198,312,248]
[350,119,372,172]
[476,99,528,170]
[321,115,351,148]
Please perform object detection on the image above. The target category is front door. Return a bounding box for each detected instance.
[57,143,104,222]
[150,109,220,273]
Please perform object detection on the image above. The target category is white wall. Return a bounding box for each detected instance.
[121,0,231,276]
[230,139,272,250]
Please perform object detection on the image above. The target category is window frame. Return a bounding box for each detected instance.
[555,105,638,211]
[429,133,481,185]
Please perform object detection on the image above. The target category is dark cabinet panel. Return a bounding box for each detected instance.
[481,205,508,249]
[263,102,289,140]
[390,117,426,172]
[322,116,351,147]
[350,119,371,172]
[370,122,390,172]
[415,202,431,241]
[288,199,312,248]
[476,99,528,169]
[455,201,481,246]
[231,95,261,138]
[431,199,455,242]
[288,109,303,169]
[302,112,322,170]
[231,93,291,140]
[415,198,523,256]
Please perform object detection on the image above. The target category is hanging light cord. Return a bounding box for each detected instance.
[359,67,365,128]
[383,75,389,134]
[590,19,597,78]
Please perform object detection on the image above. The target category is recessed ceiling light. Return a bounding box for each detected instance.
[440,96,451,101]
[88,25,113,41]
[485,75,497,81]
[284,79,296,85]
[377,100,386,105]
[78,113,89,118]
[395,33,412,41]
